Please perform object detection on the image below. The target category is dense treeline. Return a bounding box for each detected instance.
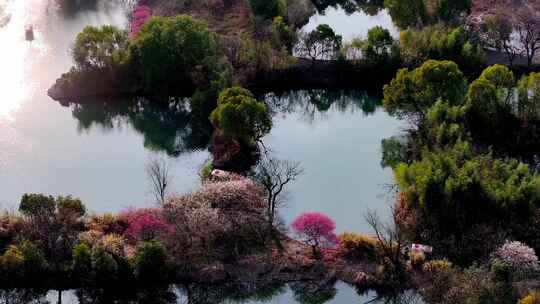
[383,60,540,264]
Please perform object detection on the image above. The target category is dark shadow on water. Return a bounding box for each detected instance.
[64,97,212,157]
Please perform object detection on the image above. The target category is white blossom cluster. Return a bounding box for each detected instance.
[494,240,539,274]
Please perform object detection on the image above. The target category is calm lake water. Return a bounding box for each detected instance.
[302,5,399,40]
[1,1,406,302]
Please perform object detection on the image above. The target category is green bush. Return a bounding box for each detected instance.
[399,25,484,69]
[135,241,169,288]
[249,0,285,20]
[383,60,467,119]
[132,16,221,96]
[338,232,378,260]
[210,87,272,143]
[72,25,130,71]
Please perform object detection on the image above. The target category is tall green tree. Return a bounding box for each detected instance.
[210,87,272,143]
[131,16,221,96]
[383,60,467,120]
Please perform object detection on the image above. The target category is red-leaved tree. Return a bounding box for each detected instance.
[121,208,172,242]
[131,5,152,38]
[291,212,338,256]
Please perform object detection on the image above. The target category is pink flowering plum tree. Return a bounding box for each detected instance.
[292,212,338,257]
[130,5,152,38]
[121,208,172,242]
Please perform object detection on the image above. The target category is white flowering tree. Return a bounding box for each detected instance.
[493,240,539,280]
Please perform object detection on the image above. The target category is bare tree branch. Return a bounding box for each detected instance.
[146,157,171,205]
[251,156,303,226]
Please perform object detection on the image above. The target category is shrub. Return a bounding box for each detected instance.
[399,25,484,69]
[383,60,467,119]
[164,180,268,260]
[121,209,171,242]
[518,292,540,304]
[210,87,272,143]
[249,0,284,20]
[338,232,378,260]
[91,246,118,286]
[292,212,338,256]
[493,241,539,278]
[130,5,152,38]
[423,259,453,274]
[134,241,169,288]
[410,251,426,269]
[72,25,130,71]
[0,245,25,283]
[72,243,92,285]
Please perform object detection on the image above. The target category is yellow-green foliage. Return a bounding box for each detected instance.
[423,259,453,274]
[410,251,426,268]
[339,232,378,260]
[1,245,25,275]
[518,292,540,304]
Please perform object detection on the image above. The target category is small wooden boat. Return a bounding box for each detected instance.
[25,24,34,41]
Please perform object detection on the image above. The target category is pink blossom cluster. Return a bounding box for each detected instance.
[121,208,172,241]
[131,5,152,38]
[292,212,338,248]
[495,240,539,271]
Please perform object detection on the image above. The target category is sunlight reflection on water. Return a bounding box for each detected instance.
[0,0,48,121]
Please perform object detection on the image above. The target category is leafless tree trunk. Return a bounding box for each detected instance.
[251,156,303,226]
[515,9,540,68]
[365,207,407,270]
[146,157,171,205]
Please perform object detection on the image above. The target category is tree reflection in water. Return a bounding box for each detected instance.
[0,283,424,303]
[0,289,48,304]
[60,90,379,158]
[64,97,212,157]
[310,0,385,16]
[265,89,380,123]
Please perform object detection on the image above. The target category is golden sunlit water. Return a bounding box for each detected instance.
[0,0,46,121]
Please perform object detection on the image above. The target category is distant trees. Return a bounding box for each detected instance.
[515,9,540,69]
[480,11,519,67]
[72,25,130,71]
[384,0,426,28]
[399,25,484,68]
[295,24,343,62]
[384,0,471,28]
[479,7,540,68]
[210,87,272,144]
[292,212,338,256]
[359,26,399,65]
[517,72,540,123]
[249,0,284,20]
